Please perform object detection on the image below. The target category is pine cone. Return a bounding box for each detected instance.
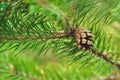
[73,27,94,50]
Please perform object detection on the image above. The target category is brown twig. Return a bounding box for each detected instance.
[0,34,71,41]
[90,49,120,70]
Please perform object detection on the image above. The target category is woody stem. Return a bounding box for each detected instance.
[90,49,120,70]
[0,33,71,41]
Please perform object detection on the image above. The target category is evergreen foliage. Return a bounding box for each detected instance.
[0,0,120,80]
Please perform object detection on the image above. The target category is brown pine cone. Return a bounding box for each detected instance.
[73,27,94,50]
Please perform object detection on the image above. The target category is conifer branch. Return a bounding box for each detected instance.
[90,48,120,70]
[0,32,71,41]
